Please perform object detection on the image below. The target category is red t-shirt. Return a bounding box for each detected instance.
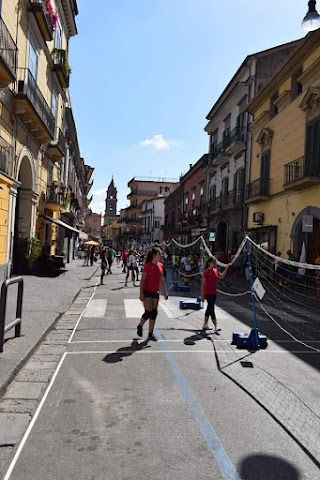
[203,268,219,295]
[143,261,163,292]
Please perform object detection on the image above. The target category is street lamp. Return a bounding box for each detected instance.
[302,0,320,31]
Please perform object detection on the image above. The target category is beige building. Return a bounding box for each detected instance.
[0,0,93,275]
[246,30,320,260]
[119,177,178,245]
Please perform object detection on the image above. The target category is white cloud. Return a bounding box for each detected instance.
[138,134,183,151]
[92,187,107,196]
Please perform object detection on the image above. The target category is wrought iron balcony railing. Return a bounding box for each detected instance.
[0,135,13,177]
[284,155,320,185]
[246,178,270,199]
[29,0,55,41]
[0,16,17,84]
[16,68,55,138]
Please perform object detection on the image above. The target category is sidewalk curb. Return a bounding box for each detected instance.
[0,266,99,398]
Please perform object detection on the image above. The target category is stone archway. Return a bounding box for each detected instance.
[291,206,320,262]
[11,148,38,273]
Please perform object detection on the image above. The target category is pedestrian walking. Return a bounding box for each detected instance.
[136,247,168,341]
[100,250,108,285]
[201,257,230,332]
[89,246,96,266]
[121,247,128,273]
[107,246,116,274]
[125,250,136,286]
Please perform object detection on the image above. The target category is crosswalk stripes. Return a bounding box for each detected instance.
[83,299,108,317]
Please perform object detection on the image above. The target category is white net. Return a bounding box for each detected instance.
[158,235,320,351]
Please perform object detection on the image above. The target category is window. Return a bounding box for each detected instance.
[210,131,218,155]
[191,191,196,202]
[28,35,38,79]
[185,194,188,205]
[221,178,229,196]
[48,160,53,184]
[51,90,58,120]
[154,220,160,228]
[200,185,204,203]
[260,150,270,194]
[306,117,320,176]
[291,68,303,99]
[270,92,279,117]
[54,20,62,49]
[223,115,231,148]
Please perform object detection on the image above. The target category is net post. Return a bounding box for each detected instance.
[247,238,259,350]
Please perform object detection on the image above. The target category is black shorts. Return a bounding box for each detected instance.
[143,291,159,299]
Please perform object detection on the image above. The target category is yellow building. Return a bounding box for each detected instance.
[0,1,92,275]
[246,30,320,261]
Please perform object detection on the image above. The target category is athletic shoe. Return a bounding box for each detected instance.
[202,324,212,330]
[148,333,157,341]
[137,325,143,337]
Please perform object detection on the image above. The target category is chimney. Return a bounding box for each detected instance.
[189,163,192,169]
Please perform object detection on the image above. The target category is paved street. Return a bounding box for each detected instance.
[1,263,320,479]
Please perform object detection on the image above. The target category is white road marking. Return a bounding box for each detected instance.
[124,298,144,318]
[83,299,107,317]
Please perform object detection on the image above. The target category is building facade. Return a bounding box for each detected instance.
[0,0,92,276]
[164,156,207,244]
[246,30,320,259]
[204,40,301,255]
[119,177,178,245]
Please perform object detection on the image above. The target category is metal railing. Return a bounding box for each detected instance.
[284,155,320,185]
[0,135,13,177]
[49,127,67,157]
[246,178,270,199]
[209,126,247,160]
[29,0,55,39]
[0,276,23,353]
[16,68,55,137]
[0,16,17,75]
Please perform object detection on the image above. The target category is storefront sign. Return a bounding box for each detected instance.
[209,232,216,242]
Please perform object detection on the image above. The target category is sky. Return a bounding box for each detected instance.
[69,0,308,215]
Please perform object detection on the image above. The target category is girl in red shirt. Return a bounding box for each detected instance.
[201,257,230,332]
[137,247,168,341]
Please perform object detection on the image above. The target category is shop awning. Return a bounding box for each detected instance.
[44,215,85,235]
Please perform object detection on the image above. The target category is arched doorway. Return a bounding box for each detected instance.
[12,154,36,273]
[291,206,320,262]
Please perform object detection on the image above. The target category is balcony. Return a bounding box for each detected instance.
[0,136,13,177]
[211,140,231,167]
[209,197,222,213]
[45,183,68,212]
[47,127,67,162]
[245,179,270,204]
[52,49,70,89]
[225,126,247,156]
[283,155,320,191]
[29,0,55,42]
[0,16,17,87]
[14,69,55,143]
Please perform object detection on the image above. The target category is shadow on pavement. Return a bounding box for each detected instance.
[102,339,150,363]
[239,453,301,480]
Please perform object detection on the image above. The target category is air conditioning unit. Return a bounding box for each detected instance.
[253,212,264,223]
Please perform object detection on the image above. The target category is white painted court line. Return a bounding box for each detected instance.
[159,301,175,318]
[83,299,108,317]
[3,353,68,480]
[65,350,319,354]
[68,278,99,343]
[124,298,144,318]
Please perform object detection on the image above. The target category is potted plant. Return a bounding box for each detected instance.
[25,237,42,273]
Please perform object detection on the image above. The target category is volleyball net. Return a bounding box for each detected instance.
[158,234,320,351]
